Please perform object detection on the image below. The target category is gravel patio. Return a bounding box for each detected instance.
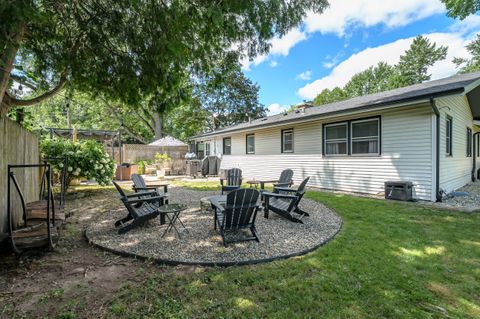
[86,185,342,266]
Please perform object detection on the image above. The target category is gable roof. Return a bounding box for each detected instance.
[149,135,187,147]
[196,71,480,138]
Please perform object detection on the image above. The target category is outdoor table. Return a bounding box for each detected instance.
[246,179,278,190]
[145,182,169,194]
[158,204,188,238]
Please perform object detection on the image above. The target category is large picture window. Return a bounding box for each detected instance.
[223,137,231,155]
[324,123,348,155]
[351,118,380,155]
[446,116,452,156]
[282,129,294,153]
[246,134,255,154]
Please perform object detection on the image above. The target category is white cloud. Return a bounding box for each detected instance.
[305,0,445,36]
[267,103,290,115]
[242,28,307,71]
[296,70,312,81]
[298,31,474,100]
[449,14,480,36]
[269,60,278,68]
[322,53,343,69]
[243,1,446,70]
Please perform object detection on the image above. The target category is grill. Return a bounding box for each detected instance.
[385,181,413,201]
[186,160,201,178]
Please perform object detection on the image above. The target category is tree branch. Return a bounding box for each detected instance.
[5,73,67,107]
[132,107,154,132]
[10,74,37,90]
[105,103,148,144]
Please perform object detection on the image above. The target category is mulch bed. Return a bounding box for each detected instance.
[85,187,342,266]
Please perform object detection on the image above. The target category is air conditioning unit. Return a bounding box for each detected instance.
[385,181,413,201]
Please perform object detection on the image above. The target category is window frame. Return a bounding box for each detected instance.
[281,128,294,153]
[467,127,472,157]
[205,142,210,156]
[350,118,381,156]
[223,137,232,155]
[323,122,349,156]
[446,116,453,156]
[477,133,480,157]
[322,116,381,157]
[246,134,255,154]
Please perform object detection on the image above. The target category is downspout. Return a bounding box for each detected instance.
[430,97,442,202]
[472,132,480,182]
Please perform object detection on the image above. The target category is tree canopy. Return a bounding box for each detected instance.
[453,34,480,73]
[441,0,480,19]
[17,58,265,143]
[1,0,328,117]
[313,36,448,106]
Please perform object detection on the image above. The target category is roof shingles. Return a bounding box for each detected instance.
[196,71,480,138]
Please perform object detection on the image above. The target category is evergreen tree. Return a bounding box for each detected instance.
[453,34,480,73]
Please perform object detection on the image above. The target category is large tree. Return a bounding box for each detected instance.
[441,0,480,19]
[453,34,480,73]
[312,87,346,106]
[196,57,266,131]
[1,0,328,118]
[391,36,448,87]
[343,62,396,97]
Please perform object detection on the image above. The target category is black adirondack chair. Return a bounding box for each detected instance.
[263,177,310,223]
[220,168,242,194]
[132,173,169,204]
[273,169,294,188]
[210,188,261,246]
[112,181,165,234]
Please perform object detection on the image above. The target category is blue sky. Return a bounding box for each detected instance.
[241,0,480,115]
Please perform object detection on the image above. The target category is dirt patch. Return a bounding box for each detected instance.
[0,187,197,319]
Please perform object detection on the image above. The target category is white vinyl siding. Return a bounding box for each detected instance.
[219,104,434,200]
[437,95,475,193]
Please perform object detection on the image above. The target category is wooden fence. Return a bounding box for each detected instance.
[106,143,188,177]
[108,143,188,163]
[0,117,40,236]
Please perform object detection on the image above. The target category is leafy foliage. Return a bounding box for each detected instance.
[344,62,396,97]
[441,0,480,19]
[2,0,328,115]
[313,36,448,106]
[392,36,448,87]
[40,139,115,186]
[453,34,480,73]
[154,152,171,164]
[196,58,267,130]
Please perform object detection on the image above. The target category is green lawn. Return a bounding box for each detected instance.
[106,186,480,319]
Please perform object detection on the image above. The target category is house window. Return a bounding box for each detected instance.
[477,134,480,157]
[324,123,348,155]
[282,129,294,153]
[246,134,255,154]
[196,142,205,159]
[351,118,380,155]
[467,127,472,157]
[205,143,210,156]
[223,137,231,155]
[446,117,452,156]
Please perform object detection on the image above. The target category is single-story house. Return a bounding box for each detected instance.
[193,71,480,202]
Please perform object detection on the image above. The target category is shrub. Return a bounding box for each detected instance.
[135,159,154,174]
[154,152,171,165]
[40,139,116,187]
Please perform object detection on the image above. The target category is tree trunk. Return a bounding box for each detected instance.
[153,111,163,140]
[0,23,25,117]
